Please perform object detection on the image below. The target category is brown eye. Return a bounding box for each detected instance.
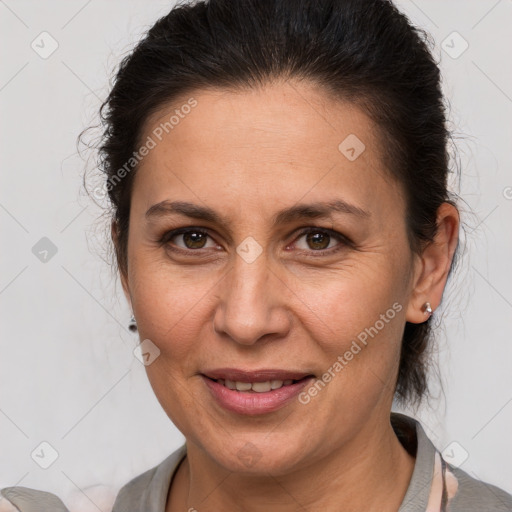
[292,227,350,256]
[181,231,208,249]
[161,228,216,251]
[305,232,331,250]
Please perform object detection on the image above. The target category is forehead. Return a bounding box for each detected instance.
[141,81,380,162]
[132,81,404,225]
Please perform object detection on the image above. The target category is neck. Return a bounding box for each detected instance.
[167,414,415,512]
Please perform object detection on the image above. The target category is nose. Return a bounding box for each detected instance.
[213,255,292,346]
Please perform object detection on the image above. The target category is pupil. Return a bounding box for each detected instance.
[307,232,329,250]
[184,232,207,249]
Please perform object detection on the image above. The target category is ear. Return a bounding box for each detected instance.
[111,220,132,308]
[406,202,460,323]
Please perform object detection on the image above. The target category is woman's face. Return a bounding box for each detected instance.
[121,80,421,474]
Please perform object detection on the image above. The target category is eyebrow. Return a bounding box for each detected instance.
[145,199,370,226]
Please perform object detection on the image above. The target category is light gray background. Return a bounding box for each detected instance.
[1,0,511,508]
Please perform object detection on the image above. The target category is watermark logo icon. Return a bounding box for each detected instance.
[441,31,469,59]
[338,134,366,161]
[442,441,469,468]
[134,339,161,366]
[237,442,262,468]
[31,32,59,59]
[236,236,263,264]
[32,237,58,263]
[31,441,59,469]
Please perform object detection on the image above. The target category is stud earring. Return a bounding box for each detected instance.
[128,314,138,332]
[423,302,433,316]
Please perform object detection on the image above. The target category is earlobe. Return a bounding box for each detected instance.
[405,203,460,324]
[406,300,433,324]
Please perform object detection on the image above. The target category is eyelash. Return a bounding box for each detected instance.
[158,226,352,257]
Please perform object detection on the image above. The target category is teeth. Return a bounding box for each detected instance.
[216,379,298,392]
[235,381,252,391]
[251,381,272,392]
[271,379,283,389]
[224,379,236,390]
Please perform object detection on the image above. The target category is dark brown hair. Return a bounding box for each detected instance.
[92,0,460,407]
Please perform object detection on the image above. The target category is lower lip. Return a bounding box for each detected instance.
[202,376,315,415]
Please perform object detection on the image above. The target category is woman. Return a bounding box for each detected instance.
[2,0,511,511]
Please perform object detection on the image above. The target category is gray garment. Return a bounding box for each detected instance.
[2,413,511,511]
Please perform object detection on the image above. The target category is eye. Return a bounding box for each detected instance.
[160,227,218,251]
[291,227,349,255]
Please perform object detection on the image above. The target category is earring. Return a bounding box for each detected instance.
[422,302,433,316]
[128,314,138,332]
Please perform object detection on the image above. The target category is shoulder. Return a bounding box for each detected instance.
[423,440,512,511]
[0,446,186,512]
[447,463,512,511]
[1,486,70,512]
[0,484,117,512]
[391,412,512,512]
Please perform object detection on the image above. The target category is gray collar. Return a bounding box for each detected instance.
[395,412,437,511]
[112,443,187,511]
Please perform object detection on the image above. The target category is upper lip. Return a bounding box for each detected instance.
[202,368,315,383]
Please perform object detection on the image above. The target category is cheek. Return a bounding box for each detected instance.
[128,253,217,358]
[288,256,408,402]
[295,277,406,427]
[129,261,213,428]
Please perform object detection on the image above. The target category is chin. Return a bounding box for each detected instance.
[204,434,308,476]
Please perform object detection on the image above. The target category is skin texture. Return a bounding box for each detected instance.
[115,79,459,511]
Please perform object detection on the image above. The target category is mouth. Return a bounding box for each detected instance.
[201,368,316,415]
